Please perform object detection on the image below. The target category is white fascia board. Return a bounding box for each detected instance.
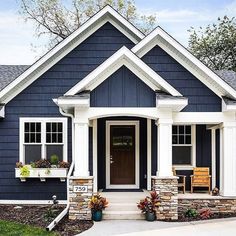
[156,98,188,111]
[132,27,236,99]
[65,46,182,97]
[53,97,90,109]
[0,106,5,118]
[0,6,144,104]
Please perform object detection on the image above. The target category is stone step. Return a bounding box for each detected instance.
[103,210,145,220]
[105,202,139,211]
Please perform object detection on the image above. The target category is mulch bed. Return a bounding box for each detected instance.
[177,212,236,222]
[0,205,93,236]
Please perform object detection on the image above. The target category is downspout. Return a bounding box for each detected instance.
[46,107,75,231]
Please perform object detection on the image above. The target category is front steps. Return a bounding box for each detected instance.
[101,191,147,220]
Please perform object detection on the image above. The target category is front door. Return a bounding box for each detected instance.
[106,121,139,189]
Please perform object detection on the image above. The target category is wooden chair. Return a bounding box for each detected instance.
[191,167,211,194]
[172,167,186,194]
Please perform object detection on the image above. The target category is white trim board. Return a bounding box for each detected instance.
[65,46,182,97]
[105,120,140,189]
[132,27,236,100]
[0,6,144,104]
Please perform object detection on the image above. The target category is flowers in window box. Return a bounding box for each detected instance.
[58,161,70,168]
[34,159,51,168]
[50,154,59,167]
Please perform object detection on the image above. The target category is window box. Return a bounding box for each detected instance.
[15,167,68,182]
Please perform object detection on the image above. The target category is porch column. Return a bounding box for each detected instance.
[220,122,236,196]
[211,129,216,189]
[73,118,90,177]
[156,118,173,177]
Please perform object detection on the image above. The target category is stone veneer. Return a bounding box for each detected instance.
[178,198,236,217]
[69,176,93,220]
[152,176,178,220]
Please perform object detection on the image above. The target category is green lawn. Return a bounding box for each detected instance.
[0,220,58,236]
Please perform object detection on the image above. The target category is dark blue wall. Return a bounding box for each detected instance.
[97,117,147,190]
[90,66,156,107]
[0,22,134,200]
[142,46,222,112]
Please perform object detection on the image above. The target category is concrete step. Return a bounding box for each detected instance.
[103,210,145,220]
[105,203,138,211]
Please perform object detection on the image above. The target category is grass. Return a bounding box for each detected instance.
[0,220,58,236]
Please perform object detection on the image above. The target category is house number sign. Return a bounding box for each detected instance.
[73,185,88,193]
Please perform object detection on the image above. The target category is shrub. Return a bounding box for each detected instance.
[137,191,161,214]
[199,208,212,219]
[185,208,198,218]
[50,155,59,165]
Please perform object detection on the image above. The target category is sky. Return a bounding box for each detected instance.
[0,0,236,65]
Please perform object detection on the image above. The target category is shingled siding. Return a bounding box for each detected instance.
[0,23,134,200]
[142,46,222,112]
[90,66,156,107]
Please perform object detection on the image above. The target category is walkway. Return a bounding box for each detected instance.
[79,218,236,236]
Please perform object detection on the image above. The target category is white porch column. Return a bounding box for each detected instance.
[93,119,98,192]
[211,129,216,188]
[74,118,90,177]
[220,122,236,196]
[156,118,173,177]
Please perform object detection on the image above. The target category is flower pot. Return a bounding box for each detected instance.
[145,212,156,221]
[92,210,103,221]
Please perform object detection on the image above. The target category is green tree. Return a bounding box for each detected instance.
[188,16,236,71]
[20,0,157,48]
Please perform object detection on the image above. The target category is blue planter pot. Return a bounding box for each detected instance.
[145,212,156,221]
[92,210,103,221]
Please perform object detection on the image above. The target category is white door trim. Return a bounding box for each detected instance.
[106,120,140,189]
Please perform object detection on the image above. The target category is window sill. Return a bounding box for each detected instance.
[15,168,68,182]
[172,165,195,170]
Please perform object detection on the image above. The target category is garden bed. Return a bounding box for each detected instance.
[0,205,93,236]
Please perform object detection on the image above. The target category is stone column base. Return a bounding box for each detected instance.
[152,176,178,221]
[69,176,93,220]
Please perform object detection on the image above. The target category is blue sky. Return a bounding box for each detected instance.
[0,0,236,64]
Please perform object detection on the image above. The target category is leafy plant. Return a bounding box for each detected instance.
[89,194,108,212]
[199,208,212,220]
[16,162,23,168]
[34,159,51,168]
[185,208,198,218]
[58,161,70,168]
[137,191,161,214]
[50,155,59,165]
[20,165,30,177]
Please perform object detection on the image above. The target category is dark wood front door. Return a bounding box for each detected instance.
[110,125,135,185]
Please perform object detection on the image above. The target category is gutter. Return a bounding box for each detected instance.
[46,107,75,231]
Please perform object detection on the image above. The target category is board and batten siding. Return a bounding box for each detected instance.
[0,22,134,200]
[90,66,156,107]
[142,46,222,112]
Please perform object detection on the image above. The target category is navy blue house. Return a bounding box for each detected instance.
[0,6,236,205]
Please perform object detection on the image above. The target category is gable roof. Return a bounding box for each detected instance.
[0,65,29,92]
[0,5,144,104]
[132,26,236,100]
[65,46,182,97]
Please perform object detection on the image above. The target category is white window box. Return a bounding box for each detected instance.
[15,168,68,182]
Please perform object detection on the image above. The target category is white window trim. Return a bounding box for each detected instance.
[19,117,68,164]
[172,125,196,170]
[105,120,140,189]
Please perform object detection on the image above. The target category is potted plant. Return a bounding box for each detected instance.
[137,191,161,221]
[89,194,108,221]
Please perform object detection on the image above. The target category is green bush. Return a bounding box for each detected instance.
[50,155,59,165]
[185,208,198,218]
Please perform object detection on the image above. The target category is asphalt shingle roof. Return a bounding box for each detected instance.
[0,65,29,91]
[215,70,236,91]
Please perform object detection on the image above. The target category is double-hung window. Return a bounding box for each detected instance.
[172,125,195,169]
[20,118,67,164]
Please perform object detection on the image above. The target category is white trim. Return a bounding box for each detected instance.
[147,119,152,190]
[211,129,216,188]
[172,125,196,169]
[65,47,182,97]
[0,6,144,104]
[106,120,140,189]
[93,119,98,192]
[132,27,236,100]
[19,117,68,164]
[0,106,5,118]
[0,200,67,205]
[53,97,90,109]
[156,97,188,111]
